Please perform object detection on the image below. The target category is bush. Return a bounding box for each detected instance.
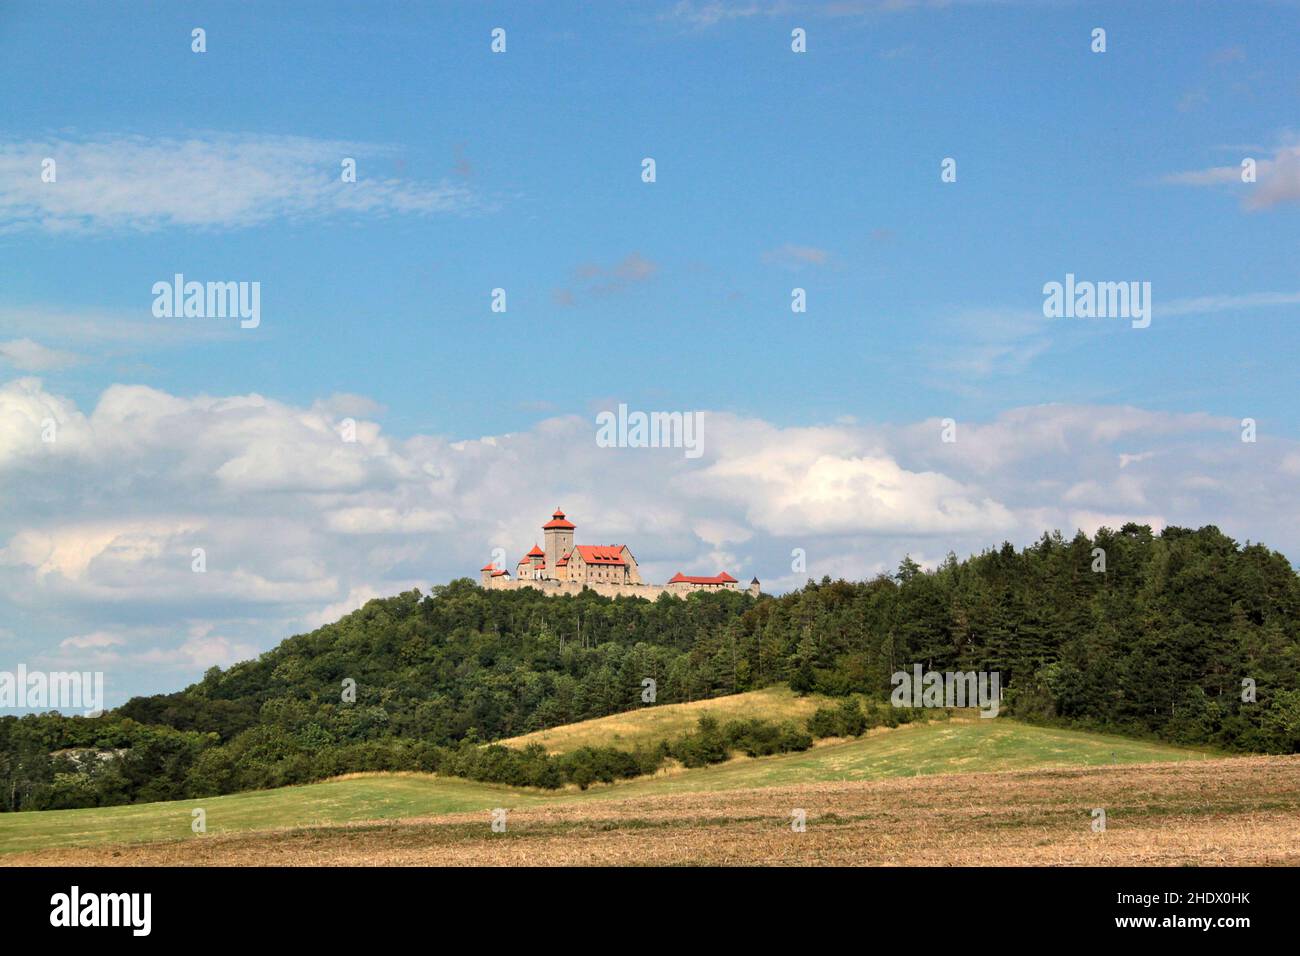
[667,716,731,768]
[807,698,867,739]
[723,718,786,757]
[837,698,867,736]
[776,722,813,752]
[558,746,643,789]
[807,707,842,739]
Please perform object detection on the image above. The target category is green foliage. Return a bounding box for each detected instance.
[665,714,731,767]
[5,523,1300,811]
[724,718,812,756]
[807,707,841,739]
[663,714,811,766]
[809,697,905,738]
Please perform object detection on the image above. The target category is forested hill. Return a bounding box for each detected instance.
[120,581,758,743]
[4,523,1299,811]
[127,521,1300,749]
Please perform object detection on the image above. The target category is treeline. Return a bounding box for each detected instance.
[2,695,924,808]
[4,523,1299,811]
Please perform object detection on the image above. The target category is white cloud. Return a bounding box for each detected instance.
[1068,511,1168,538]
[325,507,454,535]
[1161,291,1300,317]
[59,631,126,651]
[4,376,1300,702]
[1165,141,1300,210]
[303,583,424,630]
[133,631,261,671]
[0,339,83,371]
[0,133,477,233]
[0,305,239,348]
[1,521,199,580]
[692,420,1016,536]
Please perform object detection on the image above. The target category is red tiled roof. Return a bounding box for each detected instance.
[573,545,627,566]
[526,544,545,557]
[491,570,509,577]
[543,509,576,530]
[557,552,570,566]
[481,562,497,572]
[669,572,738,585]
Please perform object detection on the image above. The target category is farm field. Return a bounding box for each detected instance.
[6,754,1297,866]
[0,701,1242,864]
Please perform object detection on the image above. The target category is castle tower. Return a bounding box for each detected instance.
[748,577,761,598]
[542,507,575,574]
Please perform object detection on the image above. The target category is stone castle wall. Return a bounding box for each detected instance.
[482,577,741,601]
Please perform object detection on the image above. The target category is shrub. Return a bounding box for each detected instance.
[807,707,842,739]
[837,698,867,737]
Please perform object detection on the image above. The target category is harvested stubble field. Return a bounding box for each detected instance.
[0,715,1210,857]
[10,755,1299,867]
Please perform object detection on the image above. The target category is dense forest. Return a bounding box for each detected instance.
[3,523,1298,811]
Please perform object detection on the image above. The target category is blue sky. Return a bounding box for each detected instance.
[2,0,1299,704]
[5,0,1298,433]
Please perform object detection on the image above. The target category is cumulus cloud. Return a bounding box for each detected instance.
[4,375,1299,703]
[0,133,477,233]
[691,418,1015,536]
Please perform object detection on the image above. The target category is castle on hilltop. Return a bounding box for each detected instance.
[480,508,760,600]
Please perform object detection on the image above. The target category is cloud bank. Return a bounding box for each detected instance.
[2,375,1296,703]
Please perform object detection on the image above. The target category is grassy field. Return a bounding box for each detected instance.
[596,715,1212,797]
[9,754,1298,866]
[500,685,840,753]
[0,705,1218,860]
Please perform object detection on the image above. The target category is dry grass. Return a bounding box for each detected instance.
[499,685,838,754]
[10,755,1298,867]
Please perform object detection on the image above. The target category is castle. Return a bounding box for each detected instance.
[480,508,760,600]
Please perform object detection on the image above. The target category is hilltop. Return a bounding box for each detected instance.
[3,522,1299,814]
